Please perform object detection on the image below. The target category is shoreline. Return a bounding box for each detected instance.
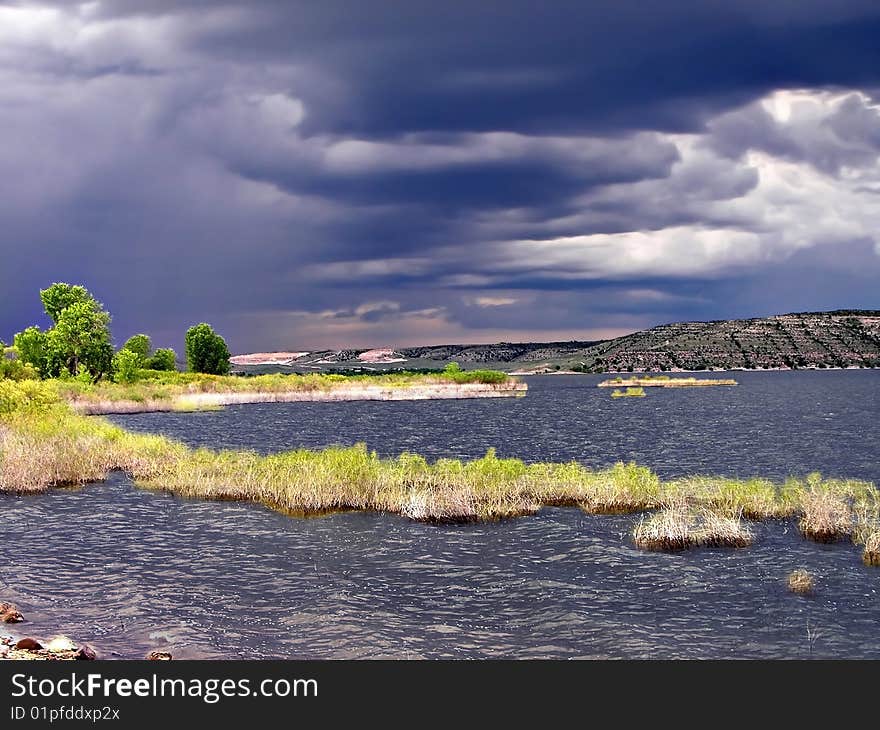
[67,381,528,415]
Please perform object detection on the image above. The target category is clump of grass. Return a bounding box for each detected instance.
[633,500,693,551]
[697,510,754,548]
[797,475,853,542]
[611,387,646,398]
[787,569,815,595]
[863,532,880,567]
[633,499,753,551]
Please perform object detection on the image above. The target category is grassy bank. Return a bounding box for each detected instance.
[49,369,523,413]
[1,381,878,563]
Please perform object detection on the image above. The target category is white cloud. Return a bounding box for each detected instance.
[469,296,518,307]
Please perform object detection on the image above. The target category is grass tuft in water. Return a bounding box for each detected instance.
[787,569,815,595]
[611,387,646,398]
[633,498,753,551]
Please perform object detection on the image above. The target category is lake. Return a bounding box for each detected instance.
[2,371,879,658]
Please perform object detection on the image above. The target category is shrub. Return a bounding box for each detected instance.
[148,348,177,371]
[112,349,143,384]
[185,323,230,375]
[121,334,152,361]
[1,347,39,381]
[438,362,508,384]
[13,327,49,377]
[0,380,59,414]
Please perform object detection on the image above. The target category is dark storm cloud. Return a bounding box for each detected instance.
[1,1,879,351]
[164,0,880,136]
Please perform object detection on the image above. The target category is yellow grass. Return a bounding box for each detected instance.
[633,498,753,551]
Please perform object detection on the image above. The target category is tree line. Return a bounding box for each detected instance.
[1,283,231,382]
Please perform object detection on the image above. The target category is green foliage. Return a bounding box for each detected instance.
[0,379,59,414]
[112,348,143,384]
[46,300,113,380]
[13,327,50,377]
[147,348,177,371]
[121,334,152,361]
[15,284,113,381]
[39,283,95,324]
[185,323,230,375]
[1,346,39,381]
[439,361,508,384]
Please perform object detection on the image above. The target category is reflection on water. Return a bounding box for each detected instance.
[2,371,879,658]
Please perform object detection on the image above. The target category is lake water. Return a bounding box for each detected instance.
[2,371,879,658]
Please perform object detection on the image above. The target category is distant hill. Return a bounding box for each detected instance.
[575,310,880,372]
[397,340,601,364]
[232,310,880,373]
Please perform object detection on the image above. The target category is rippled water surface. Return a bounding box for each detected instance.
[2,372,879,658]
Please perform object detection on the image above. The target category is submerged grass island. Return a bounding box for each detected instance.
[1,379,879,567]
[598,375,738,388]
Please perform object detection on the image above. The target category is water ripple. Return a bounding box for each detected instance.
[1,372,879,658]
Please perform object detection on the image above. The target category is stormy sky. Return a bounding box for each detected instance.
[2,1,880,353]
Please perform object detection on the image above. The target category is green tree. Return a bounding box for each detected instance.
[112,348,142,384]
[185,323,230,375]
[148,347,177,372]
[13,326,49,377]
[46,300,113,380]
[39,283,94,324]
[121,334,152,362]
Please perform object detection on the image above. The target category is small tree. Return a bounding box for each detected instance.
[185,323,230,375]
[121,334,152,363]
[13,326,49,377]
[112,348,142,384]
[148,348,177,371]
[46,300,114,380]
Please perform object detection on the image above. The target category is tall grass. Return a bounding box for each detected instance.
[2,381,879,563]
[633,497,753,551]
